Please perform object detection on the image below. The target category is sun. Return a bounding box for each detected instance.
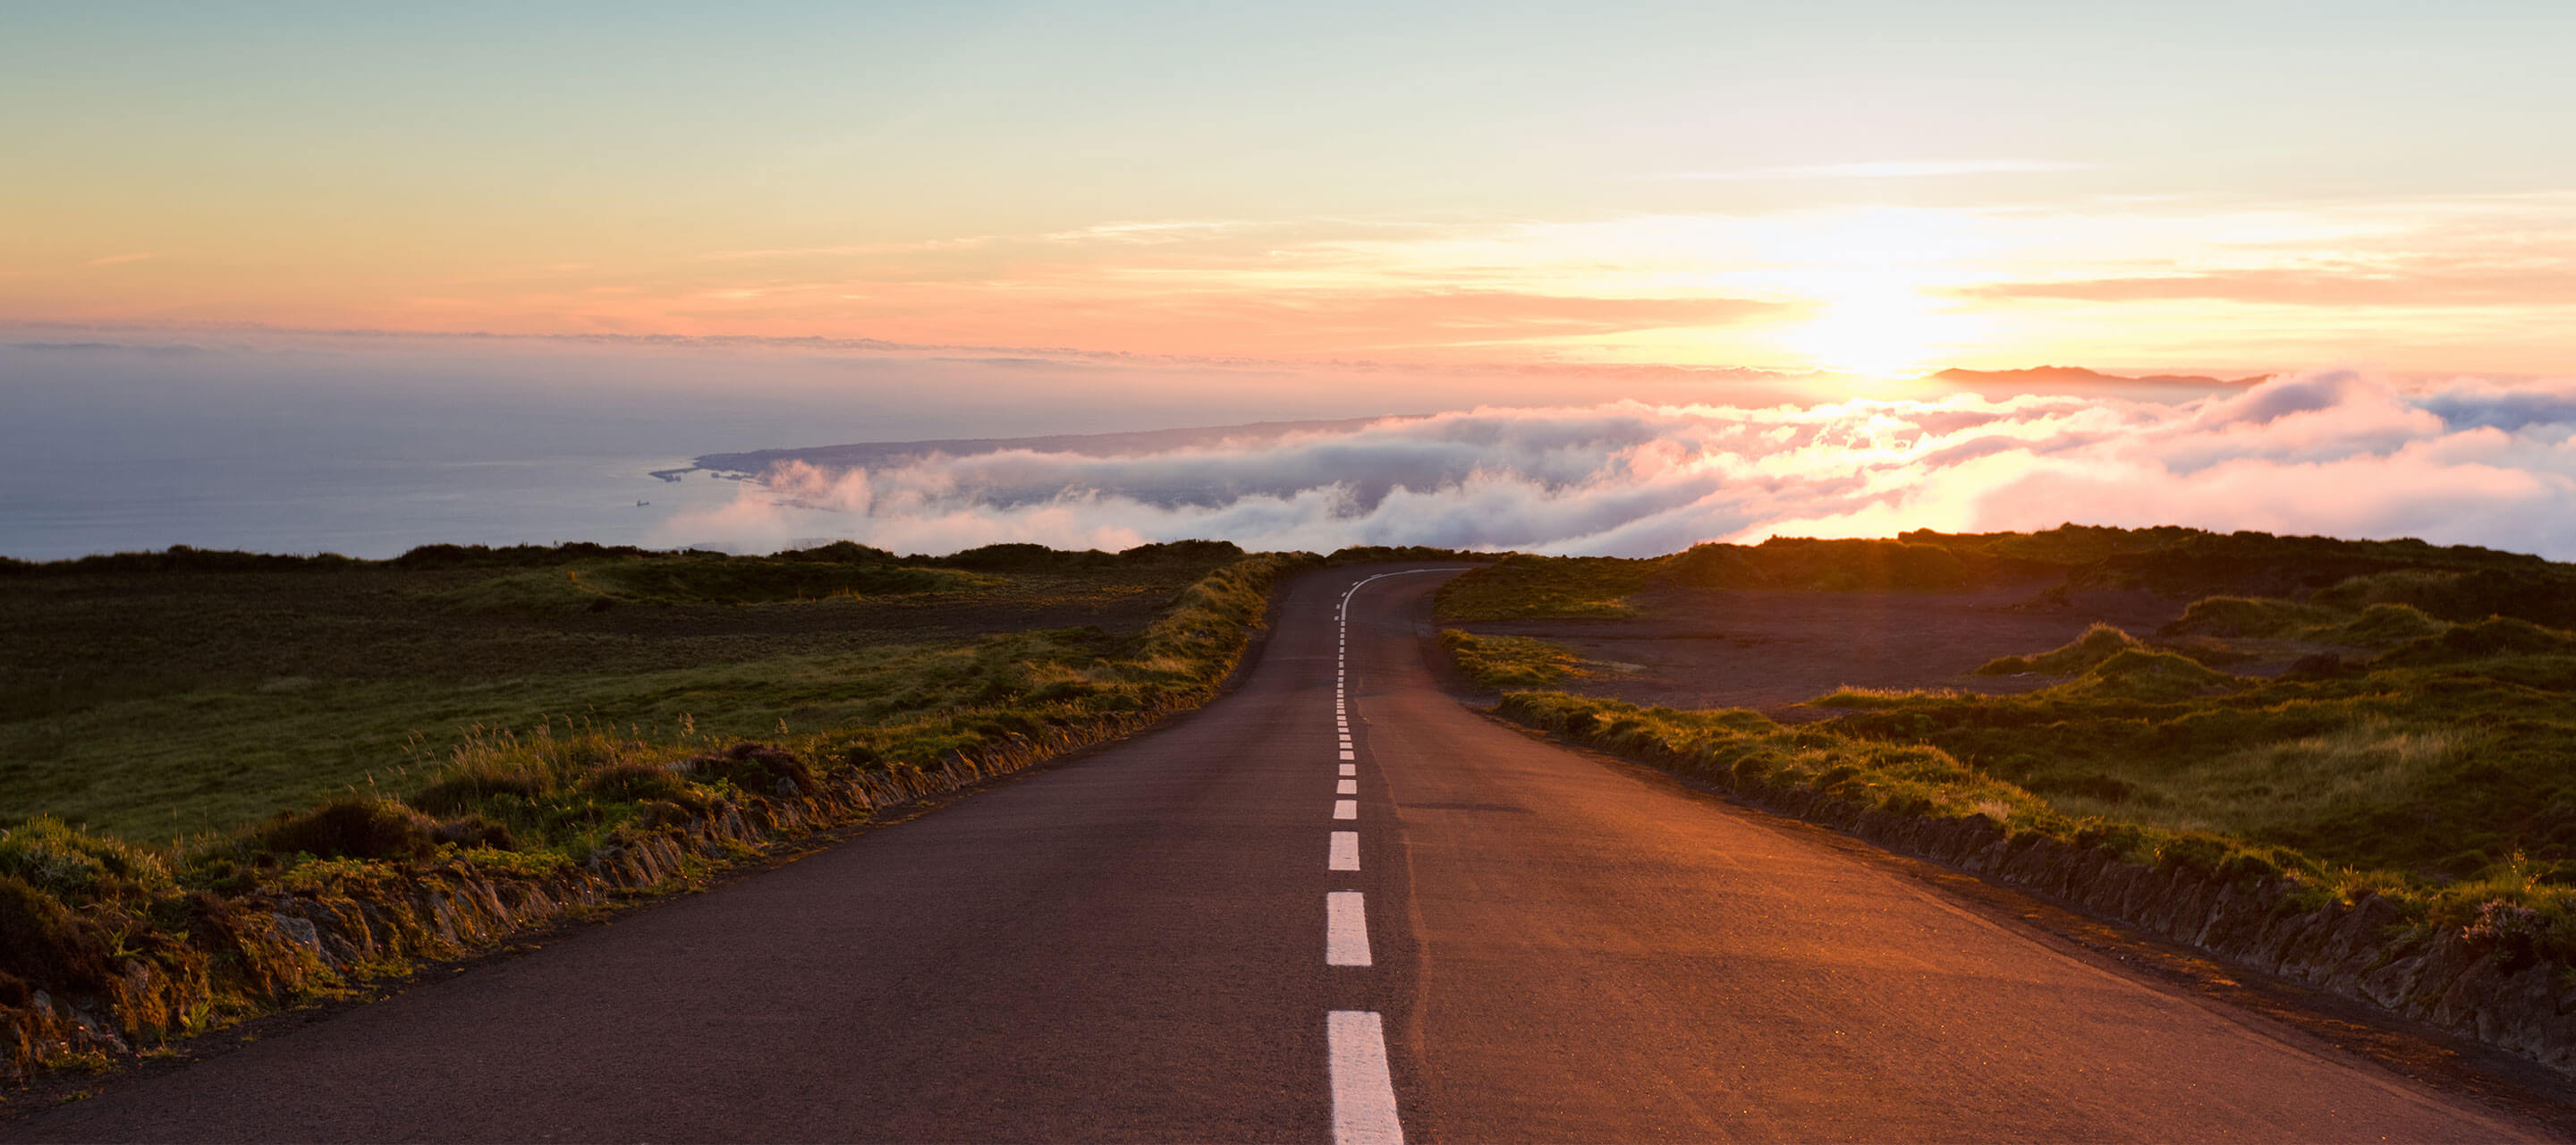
[1780,280,1960,378]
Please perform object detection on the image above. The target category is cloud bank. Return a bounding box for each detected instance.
[660,371,2576,560]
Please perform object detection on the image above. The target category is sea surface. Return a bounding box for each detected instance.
[0,352,790,560]
[0,334,1384,562]
[0,447,750,561]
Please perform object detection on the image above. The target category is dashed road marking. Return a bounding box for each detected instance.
[1326,891,1372,966]
[1315,568,1463,1145]
[1326,1011,1404,1145]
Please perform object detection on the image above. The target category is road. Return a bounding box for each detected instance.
[8,565,2552,1142]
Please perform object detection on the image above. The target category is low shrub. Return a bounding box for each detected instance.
[1976,623,2141,676]
[0,816,176,906]
[2074,649,2241,700]
[0,877,114,997]
[255,799,442,862]
[683,742,817,797]
[405,760,548,816]
[579,763,696,804]
[1440,630,1590,690]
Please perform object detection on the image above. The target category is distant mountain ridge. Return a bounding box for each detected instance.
[1929,365,2271,388]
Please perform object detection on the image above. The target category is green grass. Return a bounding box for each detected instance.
[0,541,1255,848]
[1486,682,2576,961]
[2161,595,2446,647]
[424,556,991,614]
[1438,630,1593,690]
[1434,555,1648,620]
[0,540,1278,844]
[1655,536,2054,591]
[1809,620,2576,878]
[1444,528,2576,967]
[0,541,1319,1077]
[2,634,1120,844]
[1973,623,2144,675]
[1432,523,2576,623]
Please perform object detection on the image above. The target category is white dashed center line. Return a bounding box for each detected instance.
[1325,891,1372,966]
[1318,570,1471,1145]
[1327,1012,1405,1145]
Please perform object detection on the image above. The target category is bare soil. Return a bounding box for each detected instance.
[1454,583,2191,717]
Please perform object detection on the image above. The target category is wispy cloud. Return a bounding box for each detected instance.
[1039,220,1246,244]
[87,251,158,266]
[1661,159,2092,181]
[20,194,2574,374]
[1960,267,2576,308]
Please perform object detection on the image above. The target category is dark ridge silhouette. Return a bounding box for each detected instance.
[1929,365,2270,389]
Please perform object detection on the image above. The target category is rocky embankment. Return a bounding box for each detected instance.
[2,716,1168,1085]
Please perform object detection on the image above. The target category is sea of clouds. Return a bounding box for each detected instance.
[661,370,2576,560]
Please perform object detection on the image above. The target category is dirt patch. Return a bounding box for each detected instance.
[1456,584,2190,714]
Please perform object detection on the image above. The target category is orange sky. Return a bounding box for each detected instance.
[5,5,2572,379]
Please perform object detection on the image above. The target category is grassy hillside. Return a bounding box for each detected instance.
[1,542,1233,843]
[1433,524,2576,623]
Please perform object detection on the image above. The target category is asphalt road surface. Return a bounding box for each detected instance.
[8,566,2554,1142]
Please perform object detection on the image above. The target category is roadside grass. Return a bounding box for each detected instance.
[1441,530,2576,963]
[1478,682,2576,960]
[1,540,1291,845]
[0,542,1250,844]
[0,539,1293,852]
[1460,632,2576,954]
[0,541,1322,1077]
[1791,621,2576,878]
[1433,555,1647,620]
[0,634,1114,845]
[1438,631,1592,690]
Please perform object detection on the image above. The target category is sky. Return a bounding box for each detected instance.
[5,4,2575,559]
[6,1,2573,377]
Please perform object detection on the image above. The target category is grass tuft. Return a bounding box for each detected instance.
[1975,623,2142,675]
[1438,630,1592,689]
[253,799,439,862]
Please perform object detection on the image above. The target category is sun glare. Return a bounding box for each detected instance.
[1781,281,1958,377]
